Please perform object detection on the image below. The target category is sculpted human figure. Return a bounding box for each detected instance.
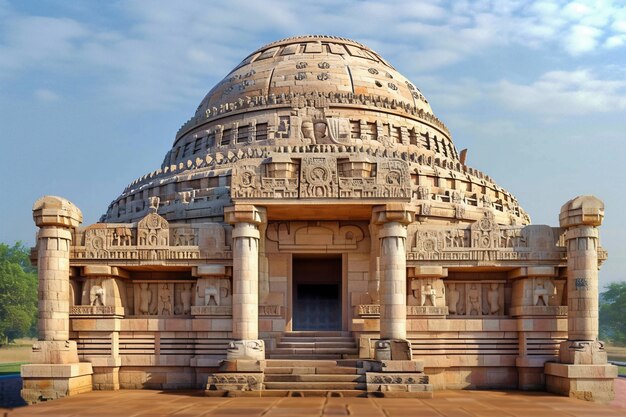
[160,284,172,315]
[139,283,152,315]
[468,284,480,315]
[533,279,554,306]
[90,285,105,307]
[198,279,221,306]
[421,282,437,307]
[448,283,460,314]
[487,283,500,315]
[180,283,192,314]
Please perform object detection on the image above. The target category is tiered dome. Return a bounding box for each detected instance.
[103,35,529,226]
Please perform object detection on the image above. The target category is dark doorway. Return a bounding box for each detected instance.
[292,256,342,331]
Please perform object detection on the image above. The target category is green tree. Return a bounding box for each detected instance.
[0,242,37,344]
[599,282,626,345]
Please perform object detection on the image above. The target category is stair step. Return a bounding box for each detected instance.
[279,337,356,343]
[271,347,357,355]
[282,331,350,337]
[265,374,365,383]
[268,354,348,360]
[264,381,366,390]
[264,366,361,375]
[277,342,356,348]
[266,359,344,367]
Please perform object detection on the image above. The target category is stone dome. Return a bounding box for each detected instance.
[103,35,530,226]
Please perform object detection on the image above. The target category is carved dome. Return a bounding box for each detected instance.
[196,35,434,119]
[103,35,530,227]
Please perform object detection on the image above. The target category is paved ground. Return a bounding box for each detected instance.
[1,379,624,417]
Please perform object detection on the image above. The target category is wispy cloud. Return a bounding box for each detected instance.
[492,69,626,116]
[1,0,625,111]
[34,88,60,102]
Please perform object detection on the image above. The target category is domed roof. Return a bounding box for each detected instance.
[102,35,530,227]
[196,35,433,119]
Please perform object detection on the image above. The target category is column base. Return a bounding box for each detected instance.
[545,362,617,403]
[29,340,79,364]
[374,339,412,360]
[544,340,617,403]
[21,363,93,404]
[226,339,265,361]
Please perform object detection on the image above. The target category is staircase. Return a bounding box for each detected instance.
[263,359,367,397]
[268,331,359,360]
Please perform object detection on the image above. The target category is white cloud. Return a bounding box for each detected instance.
[1,0,626,112]
[492,69,626,116]
[563,24,602,54]
[34,88,60,102]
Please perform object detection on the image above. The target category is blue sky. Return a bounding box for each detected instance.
[0,0,624,286]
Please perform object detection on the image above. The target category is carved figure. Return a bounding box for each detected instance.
[420,282,437,306]
[90,285,105,307]
[139,283,152,315]
[204,283,220,306]
[160,284,172,316]
[180,283,192,315]
[112,227,132,246]
[533,279,555,306]
[468,284,480,315]
[448,283,460,314]
[487,283,500,315]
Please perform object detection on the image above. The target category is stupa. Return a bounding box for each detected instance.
[22,35,616,402]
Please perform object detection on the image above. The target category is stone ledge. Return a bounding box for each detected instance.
[510,306,567,317]
[545,362,618,379]
[21,363,93,378]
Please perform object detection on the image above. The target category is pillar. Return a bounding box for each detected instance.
[224,204,265,360]
[33,196,82,344]
[22,196,93,404]
[545,196,616,403]
[372,204,413,360]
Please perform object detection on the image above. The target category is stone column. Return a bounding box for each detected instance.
[559,197,603,342]
[22,196,93,404]
[224,204,265,360]
[545,196,616,403]
[372,204,413,360]
[33,196,82,343]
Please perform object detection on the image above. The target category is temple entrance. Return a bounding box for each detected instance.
[292,255,342,331]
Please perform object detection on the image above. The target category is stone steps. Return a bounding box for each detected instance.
[265,374,365,383]
[264,381,367,390]
[264,366,362,375]
[268,331,358,359]
[262,358,367,395]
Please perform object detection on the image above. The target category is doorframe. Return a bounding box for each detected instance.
[286,253,347,332]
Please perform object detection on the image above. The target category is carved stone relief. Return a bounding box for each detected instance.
[444,281,505,316]
[195,277,232,307]
[408,278,445,307]
[300,156,338,198]
[137,213,169,246]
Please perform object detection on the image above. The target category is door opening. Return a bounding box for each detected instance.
[292,255,342,331]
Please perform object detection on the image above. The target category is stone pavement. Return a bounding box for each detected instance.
[0,380,624,417]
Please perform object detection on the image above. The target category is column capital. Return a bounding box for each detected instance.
[33,196,83,229]
[224,204,266,226]
[559,195,604,228]
[372,203,414,226]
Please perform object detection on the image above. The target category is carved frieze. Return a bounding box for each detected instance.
[230,155,410,201]
[444,281,505,316]
[407,215,565,262]
[300,156,338,198]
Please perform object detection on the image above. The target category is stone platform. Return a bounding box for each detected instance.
[2,381,625,416]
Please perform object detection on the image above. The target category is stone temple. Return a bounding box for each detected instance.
[22,35,616,402]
